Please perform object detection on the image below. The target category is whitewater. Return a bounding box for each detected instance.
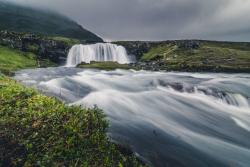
[14,67,250,167]
[66,43,135,67]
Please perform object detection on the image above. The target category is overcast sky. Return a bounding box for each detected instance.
[5,0,250,41]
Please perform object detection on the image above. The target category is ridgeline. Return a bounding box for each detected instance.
[0,1,103,42]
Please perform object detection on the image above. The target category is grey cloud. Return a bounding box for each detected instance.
[3,0,250,41]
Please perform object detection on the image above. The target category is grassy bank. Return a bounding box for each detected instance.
[0,45,57,75]
[0,76,145,166]
[140,41,250,72]
[77,61,138,71]
[0,46,37,75]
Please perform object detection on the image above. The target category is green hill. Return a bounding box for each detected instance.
[140,41,250,72]
[116,40,250,72]
[0,1,103,42]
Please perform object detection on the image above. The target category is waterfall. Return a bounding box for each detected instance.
[66,43,135,67]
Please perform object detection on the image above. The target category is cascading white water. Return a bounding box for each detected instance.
[14,69,250,167]
[66,43,134,67]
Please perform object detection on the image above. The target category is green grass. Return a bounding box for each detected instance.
[77,61,137,71]
[26,43,40,53]
[0,76,145,166]
[175,46,250,66]
[202,41,250,51]
[141,44,177,61]
[49,36,81,46]
[0,46,37,75]
[141,42,250,72]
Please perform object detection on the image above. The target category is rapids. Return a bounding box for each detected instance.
[14,68,250,167]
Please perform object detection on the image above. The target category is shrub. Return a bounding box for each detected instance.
[0,77,145,167]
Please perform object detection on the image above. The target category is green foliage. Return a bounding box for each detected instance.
[27,44,39,53]
[202,41,250,51]
[0,46,37,75]
[141,44,177,61]
[0,77,145,167]
[78,61,138,71]
[49,36,81,46]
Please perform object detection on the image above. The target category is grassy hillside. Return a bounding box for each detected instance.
[140,41,250,72]
[0,1,102,42]
[0,77,145,166]
[0,45,57,75]
[0,46,37,75]
[141,44,177,61]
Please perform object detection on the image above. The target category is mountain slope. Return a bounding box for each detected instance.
[0,1,103,42]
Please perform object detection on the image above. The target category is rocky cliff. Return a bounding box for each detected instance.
[0,31,78,66]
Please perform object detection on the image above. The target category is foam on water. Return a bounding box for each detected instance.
[14,68,250,167]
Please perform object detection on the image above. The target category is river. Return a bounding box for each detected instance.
[14,67,250,167]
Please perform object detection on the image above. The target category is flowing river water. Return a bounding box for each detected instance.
[14,67,250,167]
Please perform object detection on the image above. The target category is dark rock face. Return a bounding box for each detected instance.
[176,40,201,50]
[114,41,153,60]
[0,31,73,65]
[129,60,167,71]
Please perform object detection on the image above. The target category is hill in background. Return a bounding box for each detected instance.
[0,1,103,42]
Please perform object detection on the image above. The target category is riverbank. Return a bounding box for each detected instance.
[76,61,250,73]
[77,61,139,71]
[130,61,250,73]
